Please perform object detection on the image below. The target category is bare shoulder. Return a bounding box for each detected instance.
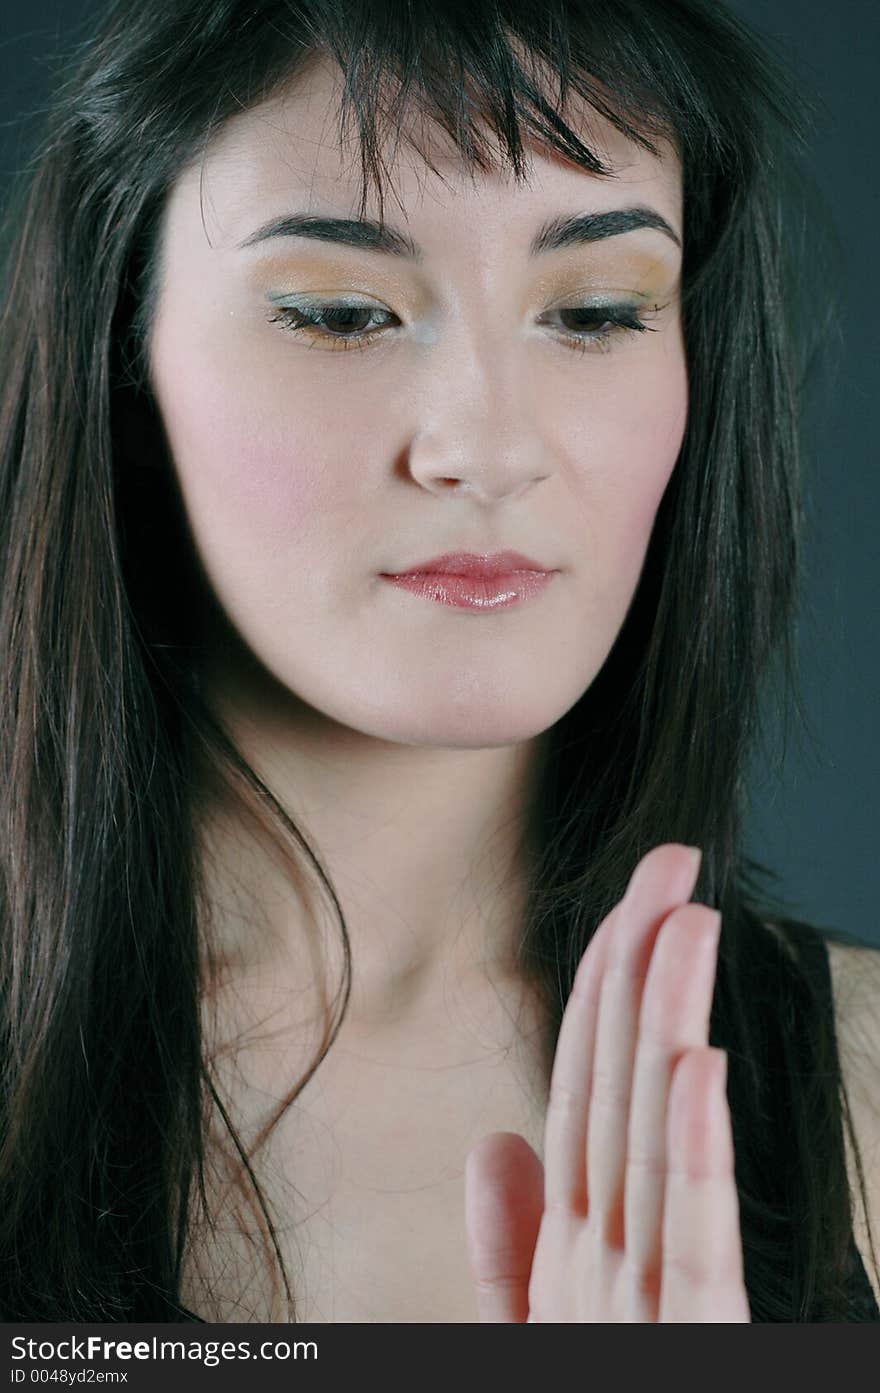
[826,938,880,1094]
[825,938,880,1307]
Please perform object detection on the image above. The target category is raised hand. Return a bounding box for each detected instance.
[464,843,750,1322]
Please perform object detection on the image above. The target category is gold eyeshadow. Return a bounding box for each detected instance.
[246,253,417,306]
[248,239,681,317]
[527,246,680,304]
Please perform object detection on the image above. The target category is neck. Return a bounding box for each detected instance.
[194,649,550,1036]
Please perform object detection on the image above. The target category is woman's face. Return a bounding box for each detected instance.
[147,57,687,749]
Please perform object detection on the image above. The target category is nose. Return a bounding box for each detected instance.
[404,338,551,504]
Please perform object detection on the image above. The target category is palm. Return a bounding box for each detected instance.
[464,843,750,1323]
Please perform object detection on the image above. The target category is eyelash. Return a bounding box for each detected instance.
[265,300,661,356]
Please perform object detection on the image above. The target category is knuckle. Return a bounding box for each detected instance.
[663,1251,709,1287]
[667,1153,736,1183]
[473,1272,523,1296]
[626,1150,667,1181]
[632,1020,675,1055]
[663,1246,742,1290]
[589,1068,630,1110]
[542,1196,575,1219]
[604,955,643,990]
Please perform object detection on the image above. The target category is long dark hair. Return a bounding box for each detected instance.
[1,0,873,1321]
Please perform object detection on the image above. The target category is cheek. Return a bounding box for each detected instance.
[554,343,688,577]
[148,320,359,557]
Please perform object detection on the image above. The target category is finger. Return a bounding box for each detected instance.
[659,1048,750,1322]
[464,1132,544,1323]
[542,908,615,1212]
[586,844,703,1244]
[623,905,721,1310]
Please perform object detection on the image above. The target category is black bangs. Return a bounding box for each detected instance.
[300,4,670,211]
[239,0,811,254]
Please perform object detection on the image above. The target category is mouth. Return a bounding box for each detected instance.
[379,552,557,611]
[382,550,551,579]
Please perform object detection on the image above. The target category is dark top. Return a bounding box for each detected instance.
[173,931,878,1324]
[798,928,878,1321]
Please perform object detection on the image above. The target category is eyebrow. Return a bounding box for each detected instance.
[236,204,681,259]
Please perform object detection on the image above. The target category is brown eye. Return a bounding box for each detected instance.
[266,301,398,350]
[539,302,658,355]
[265,297,662,356]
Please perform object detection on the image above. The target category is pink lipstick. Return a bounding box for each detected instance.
[380,551,556,611]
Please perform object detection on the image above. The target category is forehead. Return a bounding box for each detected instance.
[182,52,682,251]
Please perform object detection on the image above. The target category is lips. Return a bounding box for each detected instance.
[379,551,556,611]
[383,550,550,579]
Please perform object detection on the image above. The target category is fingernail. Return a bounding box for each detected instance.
[685,845,702,879]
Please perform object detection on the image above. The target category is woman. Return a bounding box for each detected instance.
[0,0,877,1323]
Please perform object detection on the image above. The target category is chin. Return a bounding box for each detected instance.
[333,687,575,750]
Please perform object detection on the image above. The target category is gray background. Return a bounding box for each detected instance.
[1,1,877,946]
[728,0,879,947]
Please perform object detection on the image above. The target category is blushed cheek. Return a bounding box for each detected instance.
[150,333,343,551]
[620,374,688,540]
[576,351,688,561]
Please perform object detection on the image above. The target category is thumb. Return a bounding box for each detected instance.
[464,1131,544,1323]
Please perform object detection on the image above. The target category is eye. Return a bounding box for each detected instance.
[266,300,399,352]
[539,303,661,356]
[265,298,663,355]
